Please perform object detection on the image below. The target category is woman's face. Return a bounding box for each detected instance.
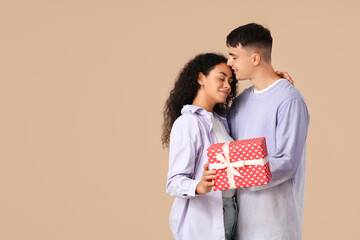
[200,63,234,104]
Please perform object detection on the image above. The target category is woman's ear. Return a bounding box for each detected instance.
[197,72,205,86]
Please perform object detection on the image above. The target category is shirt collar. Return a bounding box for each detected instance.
[181,104,210,116]
[253,78,285,94]
[181,104,228,131]
[181,105,212,127]
[212,111,227,123]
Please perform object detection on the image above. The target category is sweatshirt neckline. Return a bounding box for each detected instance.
[251,78,287,98]
[253,78,284,94]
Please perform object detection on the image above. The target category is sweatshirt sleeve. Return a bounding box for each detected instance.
[166,114,202,198]
[250,98,309,191]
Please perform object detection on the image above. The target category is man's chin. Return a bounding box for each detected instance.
[236,77,247,81]
[235,74,243,81]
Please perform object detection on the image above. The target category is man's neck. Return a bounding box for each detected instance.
[249,65,280,91]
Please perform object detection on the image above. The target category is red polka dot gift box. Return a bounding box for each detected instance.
[207,137,272,191]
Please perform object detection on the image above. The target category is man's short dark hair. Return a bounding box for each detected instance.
[226,23,273,62]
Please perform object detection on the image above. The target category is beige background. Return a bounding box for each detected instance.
[1,0,359,239]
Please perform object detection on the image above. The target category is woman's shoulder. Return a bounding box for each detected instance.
[173,112,200,129]
[170,113,203,143]
[174,104,206,127]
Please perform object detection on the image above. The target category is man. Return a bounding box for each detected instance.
[227,23,310,240]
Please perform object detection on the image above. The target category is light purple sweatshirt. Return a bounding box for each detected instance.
[228,79,310,240]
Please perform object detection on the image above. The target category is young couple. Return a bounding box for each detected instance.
[163,23,310,240]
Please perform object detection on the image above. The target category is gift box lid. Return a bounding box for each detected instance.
[207,137,268,162]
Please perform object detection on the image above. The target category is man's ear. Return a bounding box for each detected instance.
[198,72,205,86]
[252,53,261,66]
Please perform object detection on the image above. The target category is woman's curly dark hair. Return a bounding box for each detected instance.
[162,53,238,148]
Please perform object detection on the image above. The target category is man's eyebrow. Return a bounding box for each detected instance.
[229,53,236,56]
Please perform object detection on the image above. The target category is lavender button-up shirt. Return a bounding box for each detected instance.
[166,105,228,240]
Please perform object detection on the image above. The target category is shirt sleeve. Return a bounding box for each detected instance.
[166,114,202,199]
[250,98,310,191]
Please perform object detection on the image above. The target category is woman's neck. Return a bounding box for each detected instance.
[192,92,214,112]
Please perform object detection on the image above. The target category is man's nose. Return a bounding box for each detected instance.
[227,58,232,66]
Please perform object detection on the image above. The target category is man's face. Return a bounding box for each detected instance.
[227,45,254,81]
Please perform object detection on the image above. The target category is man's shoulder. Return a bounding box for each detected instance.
[232,86,253,104]
[275,80,306,103]
[239,86,254,96]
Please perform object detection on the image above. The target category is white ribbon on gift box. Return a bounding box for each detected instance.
[208,142,269,189]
